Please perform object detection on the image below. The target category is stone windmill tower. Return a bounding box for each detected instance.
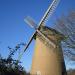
[30,26,67,75]
[19,0,67,75]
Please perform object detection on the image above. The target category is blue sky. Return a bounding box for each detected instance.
[0,0,75,72]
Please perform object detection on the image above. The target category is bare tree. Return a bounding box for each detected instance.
[54,10,75,61]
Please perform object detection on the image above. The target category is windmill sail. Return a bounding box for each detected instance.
[24,16,37,29]
[38,0,60,26]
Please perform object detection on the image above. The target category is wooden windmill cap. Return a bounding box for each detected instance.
[35,26,65,47]
[40,26,65,40]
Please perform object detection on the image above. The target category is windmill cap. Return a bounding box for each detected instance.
[40,26,65,41]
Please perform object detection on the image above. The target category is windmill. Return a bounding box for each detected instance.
[19,0,67,75]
